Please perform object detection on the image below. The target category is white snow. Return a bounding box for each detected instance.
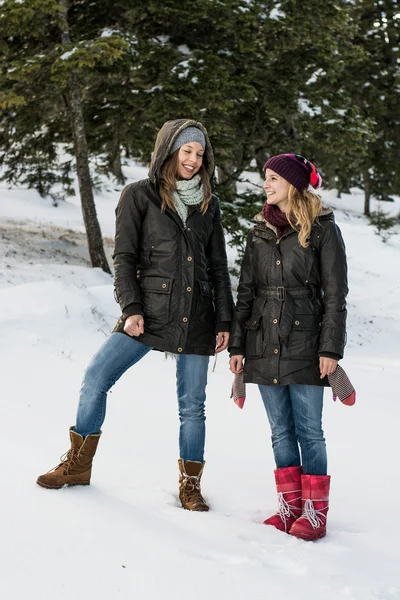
[306,68,326,85]
[60,47,78,61]
[156,35,170,45]
[0,164,400,599]
[172,60,190,79]
[100,29,119,38]
[178,44,191,55]
[298,96,322,116]
[270,4,285,20]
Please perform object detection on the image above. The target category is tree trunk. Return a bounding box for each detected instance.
[216,164,237,197]
[58,1,111,274]
[215,147,237,198]
[255,148,268,177]
[363,170,371,216]
[110,136,125,185]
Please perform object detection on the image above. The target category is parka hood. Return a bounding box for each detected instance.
[148,119,215,185]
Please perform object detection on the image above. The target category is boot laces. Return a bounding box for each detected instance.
[50,446,82,474]
[181,474,204,503]
[277,491,301,526]
[303,499,328,529]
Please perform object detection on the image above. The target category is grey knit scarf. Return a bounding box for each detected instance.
[173,174,204,225]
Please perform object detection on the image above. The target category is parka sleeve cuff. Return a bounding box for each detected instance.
[122,303,144,319]
[215,321,231,334]
[229,347,245,357]
[318,351,342,361]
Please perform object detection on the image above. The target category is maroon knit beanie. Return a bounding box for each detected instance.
[263,154,322,192]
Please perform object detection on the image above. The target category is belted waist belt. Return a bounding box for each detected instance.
[256,285,323,344]
[257,285,322,301]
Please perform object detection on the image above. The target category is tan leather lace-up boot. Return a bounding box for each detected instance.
[178,459,209,512]
[36,427,101,489]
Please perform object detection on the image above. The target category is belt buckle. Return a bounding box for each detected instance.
[277,286,285,301]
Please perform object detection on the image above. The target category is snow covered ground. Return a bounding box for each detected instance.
[0,167,400,600]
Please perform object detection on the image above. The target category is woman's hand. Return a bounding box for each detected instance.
[215,332,230,354]
[319,357,338,379]
[230,355,244,374]
[124,315,145,337]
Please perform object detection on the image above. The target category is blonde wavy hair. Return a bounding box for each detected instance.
[286,185,323,247]
[158,151,212,214]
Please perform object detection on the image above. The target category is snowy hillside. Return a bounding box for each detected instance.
[0,168,400,600]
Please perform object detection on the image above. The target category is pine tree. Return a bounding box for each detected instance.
[368,203,398,241]
[345,0,400,215]
[2,0,397,259]
[0,0,128,272]
[92,1,371,242]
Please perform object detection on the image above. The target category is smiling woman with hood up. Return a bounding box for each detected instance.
[37,119,234,512]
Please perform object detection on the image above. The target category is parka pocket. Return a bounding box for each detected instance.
[292,314,322,331]
[244,314,263,358]
[140,277,173,325]
[288,314,321,356]
[193,280,214,322]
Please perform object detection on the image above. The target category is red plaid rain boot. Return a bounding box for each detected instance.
[263,466,302,533]
[289,474,330,541]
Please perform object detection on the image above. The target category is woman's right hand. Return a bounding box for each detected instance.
[124,315,145,337]
[229,355,244,374]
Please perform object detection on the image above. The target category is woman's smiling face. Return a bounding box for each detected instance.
[263,168,290,211]
[177,143,204,179]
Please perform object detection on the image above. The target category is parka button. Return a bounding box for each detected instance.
[177,348,183,353]
[273,319,278,324]
[162,283,167,289]
[187,287,192,292]
[295,320,300,325]
[187,256,193,261]
[183,317,188,323]
[273,378,278,384]
[276,260,281,265]
[274,348,279,354]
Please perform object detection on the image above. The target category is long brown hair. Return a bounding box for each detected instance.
[286,185,323,247]
[158,151,212,214]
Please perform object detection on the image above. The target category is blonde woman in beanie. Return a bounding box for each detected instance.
[37,119,233,511]
[229,154,348,540]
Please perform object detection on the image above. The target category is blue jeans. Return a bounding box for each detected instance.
[75,333,209,462]
[258,384,327,475]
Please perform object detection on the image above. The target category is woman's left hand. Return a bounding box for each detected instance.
[319,357,338,379]
[215,332,230,354]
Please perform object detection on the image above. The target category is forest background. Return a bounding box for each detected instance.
[0,0,399,272]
